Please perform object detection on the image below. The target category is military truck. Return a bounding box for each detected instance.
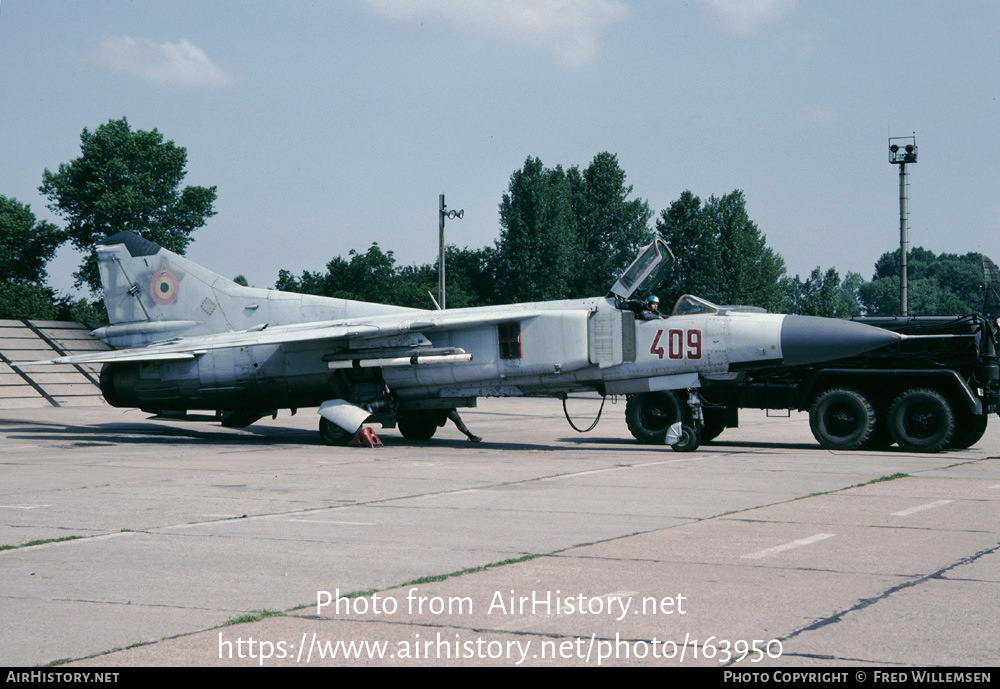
[626,312,1000,453]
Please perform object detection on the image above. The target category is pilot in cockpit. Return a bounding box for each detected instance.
[640,295,665,320]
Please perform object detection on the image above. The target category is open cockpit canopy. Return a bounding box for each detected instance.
[608,238,675,301]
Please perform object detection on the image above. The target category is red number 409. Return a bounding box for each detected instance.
[650,329,702,360]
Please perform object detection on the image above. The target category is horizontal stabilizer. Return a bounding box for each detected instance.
[15,351,196,366]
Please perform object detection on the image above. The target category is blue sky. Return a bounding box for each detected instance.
[2,1,997,297]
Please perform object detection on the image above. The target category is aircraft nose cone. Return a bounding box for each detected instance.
[780,315,900,366]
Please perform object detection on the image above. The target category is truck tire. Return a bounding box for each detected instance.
[948,412,988,450]
[809,387,876,450]
[320,417,356,446]
[701,408,726,443]
[887,388,955,453]
[397,412,440,441]
[626,392,682,444]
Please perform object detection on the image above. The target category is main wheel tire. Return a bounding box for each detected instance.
[701,408,726,443]
[397,412,439,441]
[887,388,955,453]
[670,423,701,452]
[948,412,987,450]
[809,387,876,450]
[625,392,683,444]
[319,417,355,446]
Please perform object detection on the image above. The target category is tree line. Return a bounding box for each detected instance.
[1,117,987,321]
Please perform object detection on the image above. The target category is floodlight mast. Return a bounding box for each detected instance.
[438,194,464,310]
[889,135,917,316]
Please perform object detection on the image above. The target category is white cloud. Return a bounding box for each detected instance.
[363,0,628,67]
[700,0,795,34]
[94,36,230,86]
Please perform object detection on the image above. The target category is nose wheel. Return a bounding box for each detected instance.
[667,422,701,452]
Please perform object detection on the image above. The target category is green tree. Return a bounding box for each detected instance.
[276,243,495,310]
[275,267,327,296]
[656,190,785,310]
[393,261,439,309]
[0,195,66,319]
[491,153,652,302]
[781,267,862,317]
[399,245,495,309]
[0,284,59,320]
[492,157,579,303]
[570,152,653,295]
[709,191,786,310]
[655,190,723,300]
[274,269,299,292]
[327,244,399,302]
[859,247,982,315]
[55,296,108,324]
[438,245,495,307]
[0,195,65,287]
[39,117,217,292]
[277,243,399,303]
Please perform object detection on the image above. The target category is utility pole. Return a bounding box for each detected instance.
[889,135,917,316]
[438,194,463,310]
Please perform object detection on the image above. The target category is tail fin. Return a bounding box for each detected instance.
[95,231,420,347]
[96,232,253,345]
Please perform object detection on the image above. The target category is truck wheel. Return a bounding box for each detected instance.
[701,408,726,443]
[397,412,440,441]
[949,412,988,450]
[887,388,955,453]
[809,387,876,450]
[626,392,682,444]
[319,417,355,446]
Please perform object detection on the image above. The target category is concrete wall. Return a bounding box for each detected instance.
[0,321,109,409]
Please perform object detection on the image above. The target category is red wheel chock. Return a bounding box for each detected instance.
[349,427,383,447]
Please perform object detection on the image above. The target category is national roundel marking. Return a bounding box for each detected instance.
[150,270,179,305]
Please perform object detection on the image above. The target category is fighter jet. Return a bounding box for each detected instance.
[21,232,900,450]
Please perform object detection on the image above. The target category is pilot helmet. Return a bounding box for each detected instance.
[646,295,660,307]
